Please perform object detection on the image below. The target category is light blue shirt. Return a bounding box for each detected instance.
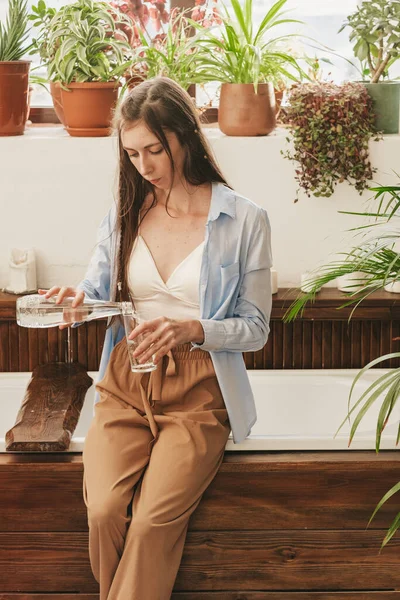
[76,181,273,443]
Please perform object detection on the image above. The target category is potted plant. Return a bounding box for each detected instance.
[128,7,219,94]
[0,0,33,135]
[282,179,400,550]
[339,0,400,134]
[189,0,306,136]
[282,81,381,202]
[29,0,133,136]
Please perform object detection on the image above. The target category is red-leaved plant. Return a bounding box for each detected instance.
[282,81,381,202]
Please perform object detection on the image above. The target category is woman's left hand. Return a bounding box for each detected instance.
[129,317,198,365]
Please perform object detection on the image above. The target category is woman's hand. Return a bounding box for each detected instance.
[129,317,203,365]
[38,287,86,330]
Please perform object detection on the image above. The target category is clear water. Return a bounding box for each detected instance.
[127,341,157,373]
[17,304,123,328]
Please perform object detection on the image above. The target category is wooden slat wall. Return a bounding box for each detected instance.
[243,319,400,370]
[1,289,400,371]
[3,319,398,372]
[0,321,107,372]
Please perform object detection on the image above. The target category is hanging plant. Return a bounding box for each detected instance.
[282,81,382,202]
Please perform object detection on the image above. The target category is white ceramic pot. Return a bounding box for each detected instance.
[337,271,369,292]
[384,280,400,293]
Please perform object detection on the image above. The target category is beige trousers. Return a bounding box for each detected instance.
[82,339,231,600]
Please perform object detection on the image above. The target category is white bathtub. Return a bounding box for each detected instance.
[1,369,399,452]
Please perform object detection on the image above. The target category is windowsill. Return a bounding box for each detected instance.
[12,122,291,140]
[5,122,399,141]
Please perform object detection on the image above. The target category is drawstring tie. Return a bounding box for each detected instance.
[138,349,177,454]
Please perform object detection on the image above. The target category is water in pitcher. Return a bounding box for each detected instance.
[16,294,133,328]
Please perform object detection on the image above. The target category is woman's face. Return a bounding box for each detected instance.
[121,120,185,191]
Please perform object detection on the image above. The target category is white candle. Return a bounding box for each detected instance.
[270,268,278,294]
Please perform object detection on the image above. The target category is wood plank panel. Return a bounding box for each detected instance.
[77,325,88,368]
[1,593,400,600]
[87,323,97,372]
[0,531,399,592]
[331,320,342,368]
[28,327,39,371]
[58,328,67,364]
[370,320,381,365]
[17,325,29,371]
[380,321,392,367]
[1,593,400,599]
[3,313,400,372]
[312,322,322,368]
[0,322,8,371]
[293,320,302,368]
[390,319,400,368]
[48,326,59,363]
[8,323,19,371]
[302,321,312,368]
[361,320,371,367]
[0,460,398,532]
[272,320,283,369]
[322,321,332,368]
[175,530,400,591]
[342,320,351,368]
[351,321,362,367]
[283,321,293,368]
[96,321,106,366]
[264,330,273,369]
[38,328,48,366]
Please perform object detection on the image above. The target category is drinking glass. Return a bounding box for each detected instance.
[122,309,157,373]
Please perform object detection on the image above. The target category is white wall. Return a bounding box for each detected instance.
[0,125,398,291]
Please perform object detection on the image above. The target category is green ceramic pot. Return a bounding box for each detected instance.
[361,81,400,134]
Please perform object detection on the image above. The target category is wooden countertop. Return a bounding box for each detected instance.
[2,288,399,321]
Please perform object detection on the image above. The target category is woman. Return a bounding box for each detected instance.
[40,76,273,600]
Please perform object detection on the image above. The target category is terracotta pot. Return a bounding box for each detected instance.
[0,61,31,136]
[59,81,121,137]
[27,85,34,122]
[218,82,276,136]
[50,81,66,125]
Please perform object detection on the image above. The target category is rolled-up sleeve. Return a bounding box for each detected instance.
[191,207,273,353]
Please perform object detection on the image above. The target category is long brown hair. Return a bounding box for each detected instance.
[110,76,230,317]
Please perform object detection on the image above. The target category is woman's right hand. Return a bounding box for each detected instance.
[38,287,86,330]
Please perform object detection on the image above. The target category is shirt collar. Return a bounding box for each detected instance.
[207,181,236,224]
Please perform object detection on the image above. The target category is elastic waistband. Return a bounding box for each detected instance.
[171,342,210,360]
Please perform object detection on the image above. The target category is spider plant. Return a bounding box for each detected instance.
[283,179,400,551]
[132,8,212,90]
[188,0,307,92]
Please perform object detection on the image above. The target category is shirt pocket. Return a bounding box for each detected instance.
[218,261,240,313]
[220,261,240,288]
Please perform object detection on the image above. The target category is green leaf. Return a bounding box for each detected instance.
[356,39,370,61]
[367,481,400,527]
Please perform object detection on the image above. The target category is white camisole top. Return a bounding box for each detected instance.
[127,234,204,321]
